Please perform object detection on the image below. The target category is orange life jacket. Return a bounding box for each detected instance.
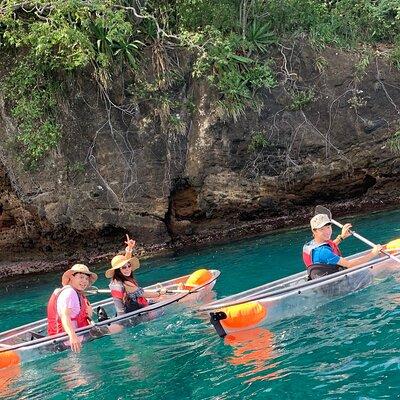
[47,286,90,336]
[302,239,342,268]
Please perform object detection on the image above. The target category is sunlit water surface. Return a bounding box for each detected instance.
[1,210,399,399]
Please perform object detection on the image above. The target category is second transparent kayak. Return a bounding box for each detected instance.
[199,251,399,337]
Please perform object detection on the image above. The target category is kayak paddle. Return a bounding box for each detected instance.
[85,286,188,295]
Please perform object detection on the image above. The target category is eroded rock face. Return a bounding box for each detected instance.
[166,43,400,244]
[0,164,47,258]
[1,41,400,267]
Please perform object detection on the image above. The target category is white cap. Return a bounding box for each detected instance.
[310,214,331,230]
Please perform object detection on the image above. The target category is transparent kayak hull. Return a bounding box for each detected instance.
[0,269,220,368]
[199,252,399,337]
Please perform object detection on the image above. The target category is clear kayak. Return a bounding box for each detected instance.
[199,250,400,337]
[0,269,220,369]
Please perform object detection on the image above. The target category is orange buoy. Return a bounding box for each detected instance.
[184,269,213,288]
[220,301,267,329]
[0,351,21,369]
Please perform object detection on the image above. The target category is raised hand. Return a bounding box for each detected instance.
[124,234,136,252]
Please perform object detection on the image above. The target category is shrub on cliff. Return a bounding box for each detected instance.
[0,0,399,167]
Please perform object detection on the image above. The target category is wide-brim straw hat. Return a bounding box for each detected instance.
[62,264,98,286]
[105,255,140,279]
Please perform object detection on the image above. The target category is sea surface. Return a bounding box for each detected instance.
[0,210,399,399]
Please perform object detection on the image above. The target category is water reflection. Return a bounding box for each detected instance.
[53,354,94,391]
[0,365,21,398]
[225,327,281,383]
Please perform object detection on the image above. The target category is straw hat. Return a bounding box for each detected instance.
[105,255,140,279]
[62,264,98,286]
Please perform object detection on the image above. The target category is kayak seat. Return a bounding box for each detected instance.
[307,264,345,281]
[29,331,45,340]
[96,306,109,322]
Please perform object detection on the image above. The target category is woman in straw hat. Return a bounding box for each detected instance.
[106,235,166,315]
[47,264,97,353]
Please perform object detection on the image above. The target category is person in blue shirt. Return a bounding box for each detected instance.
[303,213,382,280]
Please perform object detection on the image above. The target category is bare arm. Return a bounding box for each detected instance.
[124,282,165,299]
[60,307,82,353]
[126,283,161,299]
[143,290,162,299]
[124,234,136,258]
[337,245,382,269]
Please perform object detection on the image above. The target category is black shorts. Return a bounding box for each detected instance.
[308,264,346,280]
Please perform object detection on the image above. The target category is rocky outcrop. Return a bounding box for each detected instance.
[1,41,400,273]
[166,43,400,244]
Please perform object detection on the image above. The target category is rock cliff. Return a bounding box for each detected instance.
[1,41,399,274]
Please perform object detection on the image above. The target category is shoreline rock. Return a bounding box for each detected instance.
[1,199,397,280]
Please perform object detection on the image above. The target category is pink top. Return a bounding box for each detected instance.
[56,286,81,329]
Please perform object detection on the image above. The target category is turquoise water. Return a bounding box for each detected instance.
[1,210,400,399]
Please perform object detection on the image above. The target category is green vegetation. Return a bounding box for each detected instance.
[347,92,368,110]
[248,131,269,152]
[315,56,328,73]
[289,88,315,111]
[186,28,276,120]
[268,0,400,48]
[391,41,400,69]
[354,51,373,80]
[68,161,86,175]
[1,0,139,167]
[2,62,61,168]
[0,0,399,165]
[388,130,400,154]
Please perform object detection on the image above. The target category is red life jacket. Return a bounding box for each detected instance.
[47,286,90,336]
[124,282,149,308]
[302,239,342,268]
[110,278,149,308]
[130,278,148,307]
[136,296,148,307]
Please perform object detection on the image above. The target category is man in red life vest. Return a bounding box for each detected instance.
[303,213,382,280]
[47,264,97,353]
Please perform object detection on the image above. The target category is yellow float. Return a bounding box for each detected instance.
[184,268,213,288]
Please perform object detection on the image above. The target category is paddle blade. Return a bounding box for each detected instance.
[315,205,332,219]
[385,239,400,253]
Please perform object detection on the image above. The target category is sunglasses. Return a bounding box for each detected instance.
[120,263,132,270]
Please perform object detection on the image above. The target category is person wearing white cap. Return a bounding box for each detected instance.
[106,235,165,315]
[47,264,97,352]
[303,213,382,280]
